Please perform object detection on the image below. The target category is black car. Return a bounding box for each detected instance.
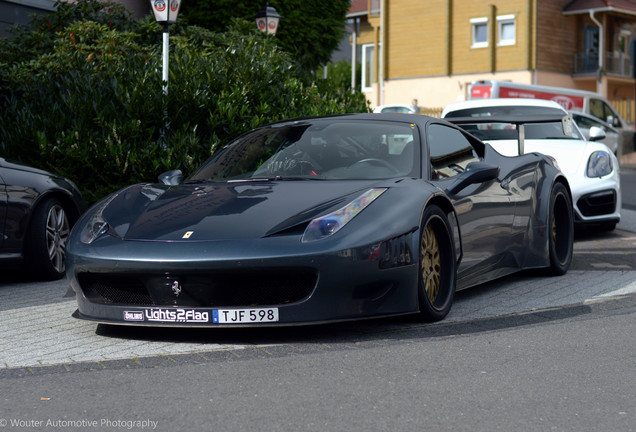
[1,158,85,280]
[66,113,574,326]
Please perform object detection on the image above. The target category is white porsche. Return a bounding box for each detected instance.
[443,98,621,230]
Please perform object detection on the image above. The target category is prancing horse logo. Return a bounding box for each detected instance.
[171,280,182,296]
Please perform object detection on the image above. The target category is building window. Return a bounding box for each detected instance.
[471,18,488,48]
[361,43,378,92]
[497,15,515,46]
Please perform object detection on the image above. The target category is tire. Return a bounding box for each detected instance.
[25,197,71,280]
[547,182,574,276]
[418,205,457,322]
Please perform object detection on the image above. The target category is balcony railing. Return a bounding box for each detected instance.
[574,52,633,78]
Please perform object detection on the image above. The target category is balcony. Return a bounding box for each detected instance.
[574,52,633,78]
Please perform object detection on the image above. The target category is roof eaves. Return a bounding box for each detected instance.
[346,11,368,18]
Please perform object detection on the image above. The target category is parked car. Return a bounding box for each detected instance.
[373,104,416,114]
[0,158,85,280]
[468,79,632,153]
[66,113,574,327]
[570,111,619,154]
[442,98,621,231]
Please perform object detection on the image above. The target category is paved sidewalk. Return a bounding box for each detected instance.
[1,224,635,370]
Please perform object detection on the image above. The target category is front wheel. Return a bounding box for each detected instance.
[25,197,71,280]
[547,182,574,275]
[418,206,457,322]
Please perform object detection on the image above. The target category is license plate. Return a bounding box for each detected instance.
[212,308,279,324]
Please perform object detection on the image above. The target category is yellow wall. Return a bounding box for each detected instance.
[369,0,534,78]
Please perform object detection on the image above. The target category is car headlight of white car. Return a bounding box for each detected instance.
[586,151,612,178]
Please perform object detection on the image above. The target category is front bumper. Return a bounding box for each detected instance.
[67,233,421,327]
[569,173,621,225]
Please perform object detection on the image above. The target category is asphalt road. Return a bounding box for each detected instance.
[0,173,634,431]
[622,171,636,210]
[2,277,636,432]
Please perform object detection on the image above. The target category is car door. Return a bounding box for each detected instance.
[425,123,516,287]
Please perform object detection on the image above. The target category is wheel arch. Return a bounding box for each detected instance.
[30,190,83,227]
[422,193,462,266]
[22,190,82,254]
[524,171,573,269]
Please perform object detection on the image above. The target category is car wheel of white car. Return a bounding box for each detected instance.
[547,182,574,275]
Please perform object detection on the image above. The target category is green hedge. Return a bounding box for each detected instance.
[0,2,369,203]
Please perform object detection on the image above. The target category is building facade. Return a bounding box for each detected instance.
[349,0,636,119]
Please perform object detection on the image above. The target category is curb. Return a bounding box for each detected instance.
[2,292,636,378]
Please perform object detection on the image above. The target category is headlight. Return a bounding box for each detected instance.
[79,192,121,244]
[301,188,387,243]
[586,151,612,178]
[79,215,109,244]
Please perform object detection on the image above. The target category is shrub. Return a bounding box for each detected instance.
[0,2,369,203]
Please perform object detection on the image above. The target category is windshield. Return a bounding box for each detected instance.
[189,119,418,181]
[445,106,583,141]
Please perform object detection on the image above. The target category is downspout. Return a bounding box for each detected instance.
[446,0,452,75]
[379,0,385,106]
[589,10,604,92]
[489,4,496,73]
[528,0,536,84]
[351,19,357,94]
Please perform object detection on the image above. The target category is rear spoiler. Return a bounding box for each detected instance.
[446,113,573,155]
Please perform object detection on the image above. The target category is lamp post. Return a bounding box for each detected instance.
[150,0,181,94]
[255,3,281,35]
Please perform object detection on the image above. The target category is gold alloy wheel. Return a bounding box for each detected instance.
[552,213,557,246]
[421,224,441,304]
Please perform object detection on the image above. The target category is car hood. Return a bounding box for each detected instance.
[100,180,387,241]
[485,139,595,176]
[0,157,60,177]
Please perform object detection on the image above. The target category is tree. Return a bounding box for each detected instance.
[180,0,350,73]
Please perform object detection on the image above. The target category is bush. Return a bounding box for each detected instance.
[0,2,369,203]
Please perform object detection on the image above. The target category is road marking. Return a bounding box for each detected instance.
[591,263,632,269]
[587,280,636,300]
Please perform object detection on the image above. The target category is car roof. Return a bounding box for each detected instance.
[265,112,440,129]
[442,98,567,116]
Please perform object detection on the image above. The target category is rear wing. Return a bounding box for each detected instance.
[446,113,573,155]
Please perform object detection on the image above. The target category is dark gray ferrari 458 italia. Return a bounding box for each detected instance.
[66,113,574,326]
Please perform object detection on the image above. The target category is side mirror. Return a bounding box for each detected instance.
[445,161,500,195]
[158,169,183,186]
[588,126,606,142]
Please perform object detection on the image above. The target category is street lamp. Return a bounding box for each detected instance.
[149,0,182,93]
[255,3,281,35]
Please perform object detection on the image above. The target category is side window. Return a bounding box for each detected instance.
[574,115,594,129]
[427,124,479,180]
[590,99,620,127]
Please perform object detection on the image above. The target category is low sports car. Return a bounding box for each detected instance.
[1,157,85,280]
[66,113,574,326]
[443,98,621,231]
